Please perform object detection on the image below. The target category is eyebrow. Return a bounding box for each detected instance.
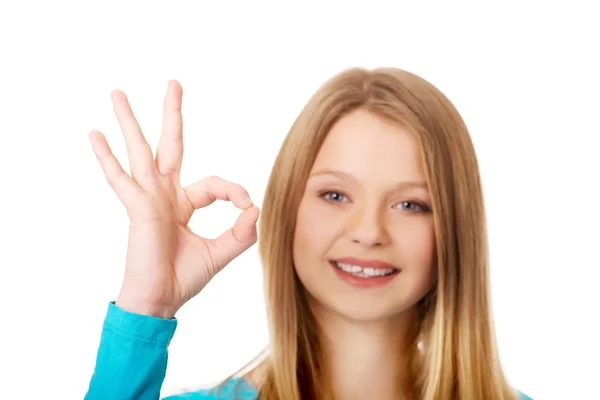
[309,169,429,191]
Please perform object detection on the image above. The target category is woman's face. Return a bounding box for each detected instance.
[293,109,436,322]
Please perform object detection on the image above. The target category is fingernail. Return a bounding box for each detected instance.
[244,196,253,208]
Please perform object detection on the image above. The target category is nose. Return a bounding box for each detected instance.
[345,205,390,247]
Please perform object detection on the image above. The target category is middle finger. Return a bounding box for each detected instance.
[111,90,157,183]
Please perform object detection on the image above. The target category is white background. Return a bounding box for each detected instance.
[1,2,598,399]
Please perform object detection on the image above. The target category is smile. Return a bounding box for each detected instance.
[333,262,397,277]
[329,257,400,288]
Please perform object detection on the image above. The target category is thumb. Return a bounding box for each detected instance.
[208,205,260,269]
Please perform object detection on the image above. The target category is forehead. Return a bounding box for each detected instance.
[310,109,425,181]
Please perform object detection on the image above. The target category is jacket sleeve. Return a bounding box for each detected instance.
[84,301,178,400]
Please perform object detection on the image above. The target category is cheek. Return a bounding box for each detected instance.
[296,199,331,244]
[392,219,436,272]
[293,199,336,270]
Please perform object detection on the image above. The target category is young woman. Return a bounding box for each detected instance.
[85,68,532,399]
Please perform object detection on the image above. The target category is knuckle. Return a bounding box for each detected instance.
[238,185,249,196]
[160,165,179,177]
[106,170,125,186]
[203,175,222,190]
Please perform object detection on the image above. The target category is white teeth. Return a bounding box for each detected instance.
[335,262,396,277]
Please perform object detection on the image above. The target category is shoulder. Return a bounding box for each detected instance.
[518,390,533,400]
[162,378,258,400]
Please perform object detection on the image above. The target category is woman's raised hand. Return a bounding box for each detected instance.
[88,80,259,319]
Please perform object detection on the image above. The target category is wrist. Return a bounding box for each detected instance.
[115,297,177,319]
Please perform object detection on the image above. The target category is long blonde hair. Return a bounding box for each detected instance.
[226,67,519,399]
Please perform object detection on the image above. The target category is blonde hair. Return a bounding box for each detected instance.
[222,67,519,400]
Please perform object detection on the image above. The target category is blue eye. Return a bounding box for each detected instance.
[397,201,429,213]
[320,191,348,203]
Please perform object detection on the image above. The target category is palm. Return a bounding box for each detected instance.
[88,80,259,318]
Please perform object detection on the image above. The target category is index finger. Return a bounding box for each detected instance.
[184,176,254,211]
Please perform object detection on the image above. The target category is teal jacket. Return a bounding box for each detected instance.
[85,301,532,399]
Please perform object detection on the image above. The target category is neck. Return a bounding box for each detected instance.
[314,306,416,400]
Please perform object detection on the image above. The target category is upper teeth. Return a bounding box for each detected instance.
[335,262,395,277]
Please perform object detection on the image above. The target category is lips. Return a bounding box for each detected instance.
[331,257,400,271]
[329,256,400,288]
[330,257,400,288]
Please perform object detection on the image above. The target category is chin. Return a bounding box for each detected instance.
[337,299,415,324]
[305,288,418,325]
